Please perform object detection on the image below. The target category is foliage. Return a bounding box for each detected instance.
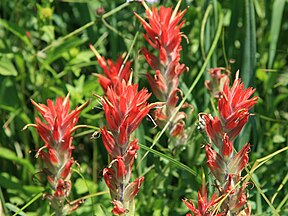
[0,0,288,215]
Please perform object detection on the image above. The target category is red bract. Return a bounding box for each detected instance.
[135,1,188,145]
[135,5,186,64]
[201,75,258,145]
[200,114,223,149]
[183,179,220,216]
[205,145,226,183]
[111,201,127,215]
[102,82,156,143]
[123,177,144,202]
[229,184,250,214]
[221,134,233,160]
[229,144,250,175]
[90,44,132,93]
[218,74,258,139]
[219,76,258,120]
[27,94,89,214]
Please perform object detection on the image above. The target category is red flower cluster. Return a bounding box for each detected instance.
[101,82,156,215]
[184,72,257,215]
[135,1,188,146]
[92,47,156,214]
[90,44,132,94]
[182,180,220,216]
[28,94,88,214]
[201,72,258,149]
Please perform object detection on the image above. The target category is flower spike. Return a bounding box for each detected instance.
[194,71,258,215]
[27,95,89,215]
[94,50,157,214]
[135,1,189,150]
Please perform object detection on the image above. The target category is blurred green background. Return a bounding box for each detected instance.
[0,0,287,215]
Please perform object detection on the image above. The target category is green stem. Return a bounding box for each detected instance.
[12,192,43,216]
[200,4,213,60]
[0,186,8,215]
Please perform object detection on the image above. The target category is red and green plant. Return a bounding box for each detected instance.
[24,95,89,215]
[183,71,258,215]
[1,0,287,216]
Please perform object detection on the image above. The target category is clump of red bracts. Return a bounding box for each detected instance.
[183,175,221,216]
[135,0,189,149]
[90,44,132,94]
[183,71,257,215]
[24,94,89,216]
[91,47,157,215]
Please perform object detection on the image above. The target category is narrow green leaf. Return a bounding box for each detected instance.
[253,0,265,18]
[200,4,213,60]
[268,0,285,68]
[37,1,130,55]
[12,193,42,216]
[5,203,26,216]
[0,147,34,173]
[242,0,256,87]
[43,37,87,65]
[139,143,196,176]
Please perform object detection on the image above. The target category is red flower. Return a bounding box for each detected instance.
[99,80,156,214]
[221,134,233,160]
[135,3,187,94]
[31,95,89,151]
[90,44,132,93]
[198,72,256,214]
[218,74,258,139]
[102,81,156,144]
[201,74,258,146]
[135,5,186,65]
[135,2,188,141]
[31,95,89,188]
[27,94,88,214]
[183,180,220,216]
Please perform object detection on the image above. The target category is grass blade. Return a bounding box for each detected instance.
[12,192,42,216]
[242,0,256,87]
[268,0,285,68]
[138,143,196,176]
[0,147,34,173]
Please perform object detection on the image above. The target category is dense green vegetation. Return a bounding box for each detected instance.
[0,0,287,215]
